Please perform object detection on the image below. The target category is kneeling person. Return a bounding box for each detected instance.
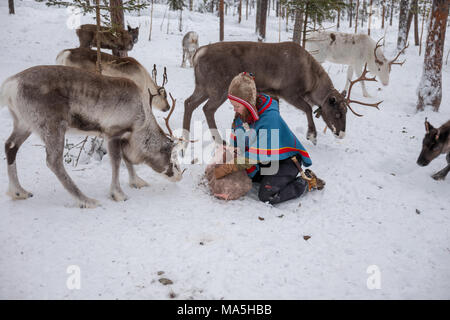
[214,72,325,204]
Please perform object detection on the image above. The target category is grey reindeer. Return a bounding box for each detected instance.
[417,119,450,180]
[0,66,182,208]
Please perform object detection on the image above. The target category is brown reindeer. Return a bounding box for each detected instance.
[56,48,170,112]
[76,24,134,53]
[127,25,140,44]
[183,41,379,150]
[417,119,450,180]
[0,66,182,208]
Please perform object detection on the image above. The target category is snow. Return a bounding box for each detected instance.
[0,1,449,299]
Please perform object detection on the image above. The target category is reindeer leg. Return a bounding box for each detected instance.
[182,87,208,156]
[5,121,32,200]
[345,65,354,92]
[108,137,128,201]
[124,157,149,189]
[181,49,186,68]
[432,152,450,181]
[356,64,371,98]
[42,124,99,208]
[203,94,228,145]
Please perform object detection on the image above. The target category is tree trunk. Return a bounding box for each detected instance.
[381,0,385,29]
[8,0,14,14]
[239,0,242,23]
[355,0,360,33]
[397,0,410,50]
[286,7,289,32]
[349,0,353,28]
[149,0,153,41]
[189,0,193,11]
[390,0,394,26]
[413,0,420,45]
[293,8,303,45]
[368,0,373,35]
[220,0,224,41]
[417,0,449,112]
[361,0,366,29]
[258,0,268,41]
[419,1,428,55]
[337,7,341,30]
[302,3,309,48]
[95,0,102,74]
[179,9,183,32]
[110,0,126,57]
[256,0,261,34]
[246,0,249,20]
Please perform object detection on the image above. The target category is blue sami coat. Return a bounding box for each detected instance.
[230,94,312,178]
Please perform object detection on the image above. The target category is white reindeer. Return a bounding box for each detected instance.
[0,66,182,208]
[306,31,407,97]
[181,31,199,68]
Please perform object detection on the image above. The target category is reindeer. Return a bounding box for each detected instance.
[127,24,140,44]
[181,31,199,68]
[306,31,408,97]
[56,48,170,112]
[183,41,380,149]
[417,119,450,180]
[76,24,134,53]
[0,66,183,208]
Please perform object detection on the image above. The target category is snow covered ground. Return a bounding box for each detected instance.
[0,1,449,299]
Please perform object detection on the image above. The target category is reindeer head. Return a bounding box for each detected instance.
[107,30,134,51]
[315,64,383,138]
[127,24,140,44]
[372,38,409,86]
[417,119,445,167]
[121,127,183,182]
[150,65,170,112]
[121,90,183,182]
[318,89,348,139]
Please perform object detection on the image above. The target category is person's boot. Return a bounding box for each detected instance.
[303,169,326,191]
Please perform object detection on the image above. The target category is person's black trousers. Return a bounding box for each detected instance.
[252,156,307,204]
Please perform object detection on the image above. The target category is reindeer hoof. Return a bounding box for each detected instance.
[78,198,100,209]
[7,188,33,200]
[110,190,129,202]
[432,172,447,181]
[307,133,317,145]
[129,177,149,189]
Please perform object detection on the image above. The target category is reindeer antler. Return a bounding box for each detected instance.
[374,37,384,65]
[345,63,383,116]
[164,93,176,137]
[389,42,409,67]
[162,67,168,86]
[164,93,197,143]
[152,64,157,85]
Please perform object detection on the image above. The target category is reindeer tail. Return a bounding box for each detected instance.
[55,49,70,65]
[0,76,17,108]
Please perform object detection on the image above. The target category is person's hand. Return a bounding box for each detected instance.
[214,163,239,179]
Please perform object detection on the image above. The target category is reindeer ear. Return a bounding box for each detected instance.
[435,129,440,141]
[127,25,131,31]
[340,90,347,97]
[425,118,434,133]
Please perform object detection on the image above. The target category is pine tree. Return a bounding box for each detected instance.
[416,0,449,111]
